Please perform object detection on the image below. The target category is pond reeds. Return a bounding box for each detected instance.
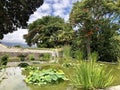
[72,52,113,90]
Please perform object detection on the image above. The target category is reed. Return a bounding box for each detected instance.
[72,53,113,89]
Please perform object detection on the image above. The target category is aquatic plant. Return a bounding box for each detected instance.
[72,53,113,89]
[25,68,68,85]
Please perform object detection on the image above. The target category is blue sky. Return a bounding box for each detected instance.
[1,0,78,44]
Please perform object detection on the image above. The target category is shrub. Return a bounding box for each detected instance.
[18,63,29,67]
[17,54,26,61]
[29,54,35,61]
[25,68,68,85]
[0,55,9,65]
[14,45,22,48]
[39,53,50,61]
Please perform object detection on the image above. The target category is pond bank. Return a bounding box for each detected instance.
[98,85,120,90]
[107,85,120,90]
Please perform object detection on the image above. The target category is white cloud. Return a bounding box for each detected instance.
[2,0,77,45]
[29,0,75,23]
[1,29,28,44]
[28,3,52,23]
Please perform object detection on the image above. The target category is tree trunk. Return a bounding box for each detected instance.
[86,36,91,60]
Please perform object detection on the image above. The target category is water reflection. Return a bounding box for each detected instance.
[0,67,30,90]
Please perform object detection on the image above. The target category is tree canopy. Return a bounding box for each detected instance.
[0,0,44,39]
[70,0,120,61]
[24,16,74,48]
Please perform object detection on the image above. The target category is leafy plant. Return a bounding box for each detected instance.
[25,68,68,85]
[25,66,40,71]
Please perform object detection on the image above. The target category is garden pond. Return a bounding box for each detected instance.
[0,62,120,90]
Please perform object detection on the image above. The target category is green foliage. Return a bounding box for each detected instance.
[25,68,68,85]
[14,45,22,48]
[62,63,73,68]
[0,0,43,39]
[91,20,120,62]
[73,50,83,61]
[24,16,73,48]
[25,66,40,71]
[62,45,72,60]
[70,0,120,62]
[29,54,35,61]
[71,53,113,89]
[0,55,9,66]
[17,54,26,61]
[18,63,29,67]
[39,53,50,61]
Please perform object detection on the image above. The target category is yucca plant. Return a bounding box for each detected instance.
[72,53,113,90]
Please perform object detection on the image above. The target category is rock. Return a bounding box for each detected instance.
[105,85,120,90]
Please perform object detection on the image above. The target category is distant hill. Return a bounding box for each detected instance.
[0,42,29,48]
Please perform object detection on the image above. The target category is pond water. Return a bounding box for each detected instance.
[0,67,30,90]
[0,63,120,90]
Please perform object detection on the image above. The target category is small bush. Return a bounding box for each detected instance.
[14,45,22,48]
[18,63,29,67]
[29,54,35,61]
[0,55,9,65]
[17,54,26,61]
[39,53,50,61]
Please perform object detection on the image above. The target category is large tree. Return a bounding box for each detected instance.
[24,16,74,48]
[0,0,43,39]
[70,0,120,61]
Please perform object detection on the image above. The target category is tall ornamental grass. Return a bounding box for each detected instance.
[72,53,113,90]
[62,45,72,60]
